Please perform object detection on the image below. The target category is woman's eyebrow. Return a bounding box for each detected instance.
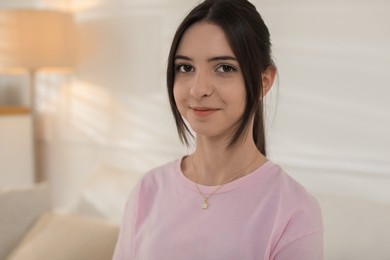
[207,56,237,62]
[175,55,192,61]
[174,55,237,62]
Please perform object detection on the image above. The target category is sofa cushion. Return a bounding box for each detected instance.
[0,183,50,260]
[6,211,119,260]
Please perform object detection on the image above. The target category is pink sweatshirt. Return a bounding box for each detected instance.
[113,158,323,260]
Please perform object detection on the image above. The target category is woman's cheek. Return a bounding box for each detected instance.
[173,85,185,113]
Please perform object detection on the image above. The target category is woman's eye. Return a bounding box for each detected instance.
[175,64,194,73]
[216,64,237,73]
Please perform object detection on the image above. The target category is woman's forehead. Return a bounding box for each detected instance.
[176,22,235,60]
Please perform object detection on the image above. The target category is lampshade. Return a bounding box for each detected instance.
[0,9,76,70]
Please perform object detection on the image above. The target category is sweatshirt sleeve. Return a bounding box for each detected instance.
[271,193,324,260]
[112,182,141,260]
[273,231,323,260]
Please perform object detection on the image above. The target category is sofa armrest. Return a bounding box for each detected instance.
[6,211,119,260]
[0,183,50,260]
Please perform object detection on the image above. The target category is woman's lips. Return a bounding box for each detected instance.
[191,107,219,117]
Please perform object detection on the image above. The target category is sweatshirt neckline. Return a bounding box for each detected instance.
[174,156,275,195]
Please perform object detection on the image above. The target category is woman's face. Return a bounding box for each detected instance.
[173,22,246,140]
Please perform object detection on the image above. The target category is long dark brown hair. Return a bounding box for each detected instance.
[167,0,275,156]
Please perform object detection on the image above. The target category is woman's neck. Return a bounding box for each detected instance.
[185,135,267,186]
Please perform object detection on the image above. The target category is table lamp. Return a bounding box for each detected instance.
[0,9,76,181]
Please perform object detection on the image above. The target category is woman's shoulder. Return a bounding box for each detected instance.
[136,157,183,188]
[265,161,313,193]
[266,161,323,229]
[260,162,323,256]
[262,161,321,213]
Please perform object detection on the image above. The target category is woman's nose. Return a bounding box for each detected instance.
[189,70,213,98]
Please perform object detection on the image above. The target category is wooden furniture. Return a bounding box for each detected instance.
[0,106,34,186]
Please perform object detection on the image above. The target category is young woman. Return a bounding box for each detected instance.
[113,0,323,259]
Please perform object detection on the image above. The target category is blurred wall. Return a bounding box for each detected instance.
[0,0,389,207]
[40,0,193,206]
[258,0,390,202]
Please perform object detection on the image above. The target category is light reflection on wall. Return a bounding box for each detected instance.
[68,80,111,144]
[70,0,104,12]
[36,73,183,172]
[36,71,72,142]
[69,79,181,151]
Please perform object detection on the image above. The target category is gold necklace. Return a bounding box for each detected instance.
[191,154,259,209]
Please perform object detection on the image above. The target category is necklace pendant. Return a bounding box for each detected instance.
[201,199,209,209]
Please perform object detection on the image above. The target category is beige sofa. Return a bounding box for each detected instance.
[0,184,119,260]
[1,165,390,260]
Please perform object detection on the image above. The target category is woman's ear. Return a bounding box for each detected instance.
[261,65,277,97]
